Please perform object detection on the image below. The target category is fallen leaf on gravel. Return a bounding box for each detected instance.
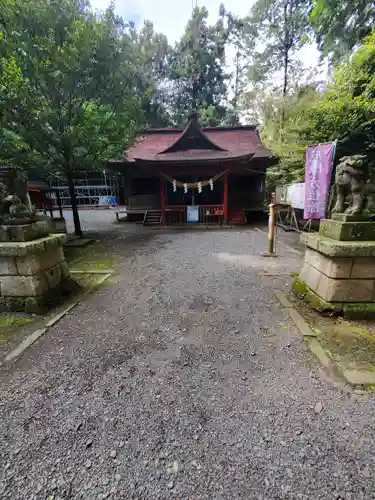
[314,402,323,414]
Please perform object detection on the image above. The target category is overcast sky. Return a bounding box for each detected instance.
[90,0,321,76]
[90,1,251,42]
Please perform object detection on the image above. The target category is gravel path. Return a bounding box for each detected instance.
[1,212,375,500]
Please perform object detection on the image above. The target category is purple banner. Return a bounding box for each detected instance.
[304,143,336,220]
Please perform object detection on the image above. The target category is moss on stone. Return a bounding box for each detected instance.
[343,303,375,320]
[304,291,326,310]
[292,278,342,315]
[292,278,308,298]
[3,297,26,312]
[305,290,341,313]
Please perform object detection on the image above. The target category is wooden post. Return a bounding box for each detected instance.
[261,193,277,257]
[268,202,276,254]
[160,175,165,224]
[223,170,228,224]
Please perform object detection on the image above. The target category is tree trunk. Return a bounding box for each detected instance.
[281,1,289,134]
[281,48,288,128]
[233,49,240,115]
[66,169,83,237]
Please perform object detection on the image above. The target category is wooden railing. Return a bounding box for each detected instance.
[165,206,186,225]
[165,205,224,225]
[199,205,224,225]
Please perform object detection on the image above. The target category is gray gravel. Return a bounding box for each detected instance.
[1,211,375,499]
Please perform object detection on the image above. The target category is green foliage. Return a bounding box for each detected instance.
[246,0,312,96]
[302,33,375,159]
[126,20,171,127]
[243,68,319,194]
[168,6,230,126]
[0,0,141,172]
[0,0,143,234]
[310,0,375,63]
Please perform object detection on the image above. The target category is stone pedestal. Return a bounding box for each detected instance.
[0,221,71,313]
[294,215,375,318]
[54,217,67,234]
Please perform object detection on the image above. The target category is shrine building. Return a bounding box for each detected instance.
[108,111,275,225]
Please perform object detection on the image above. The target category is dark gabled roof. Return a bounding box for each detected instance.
[123,112,273,164]
[135,150,254,164]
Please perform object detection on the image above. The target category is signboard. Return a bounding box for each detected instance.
[275,185,289,205]
[275,183,305,209]
[187,205,199,223]
[304,143,336,220]
[288,183,305,210]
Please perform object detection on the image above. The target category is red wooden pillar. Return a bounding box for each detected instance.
[223,170,229,224]
[160,174,166,224]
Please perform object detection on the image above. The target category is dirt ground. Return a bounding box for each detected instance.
[1,211,375,500]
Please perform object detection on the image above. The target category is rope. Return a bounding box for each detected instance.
[160,169,228,189]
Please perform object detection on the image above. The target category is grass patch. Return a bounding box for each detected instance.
[289,289,375,373]
[0,315,35,328]
[0,314,35,344]
[319,323,375,371]
[64,242,114,272]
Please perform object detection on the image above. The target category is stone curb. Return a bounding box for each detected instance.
[1,272,112,366]
[273,290,293,308]
[4,328,47,363]
[273,290,318,336]
[341,370,375,386]
[273,289,375,387]
[273,290,343,382]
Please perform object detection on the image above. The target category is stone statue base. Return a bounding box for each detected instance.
[320,217,375,241]
[0,219,52,242]
[294,216,375,318]
[0,233,72,313]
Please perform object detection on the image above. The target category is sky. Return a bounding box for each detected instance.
[90,0,322,78]
[90,1,251,43]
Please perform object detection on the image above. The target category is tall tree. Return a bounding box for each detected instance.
[310,0,375,63]
[301,32,375,159]
[245,0,312,128]
[127,20,171,127]
[168,5,230,126]
[0,0,141,235]
[223,10,254,125]
[242,66,319,194]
